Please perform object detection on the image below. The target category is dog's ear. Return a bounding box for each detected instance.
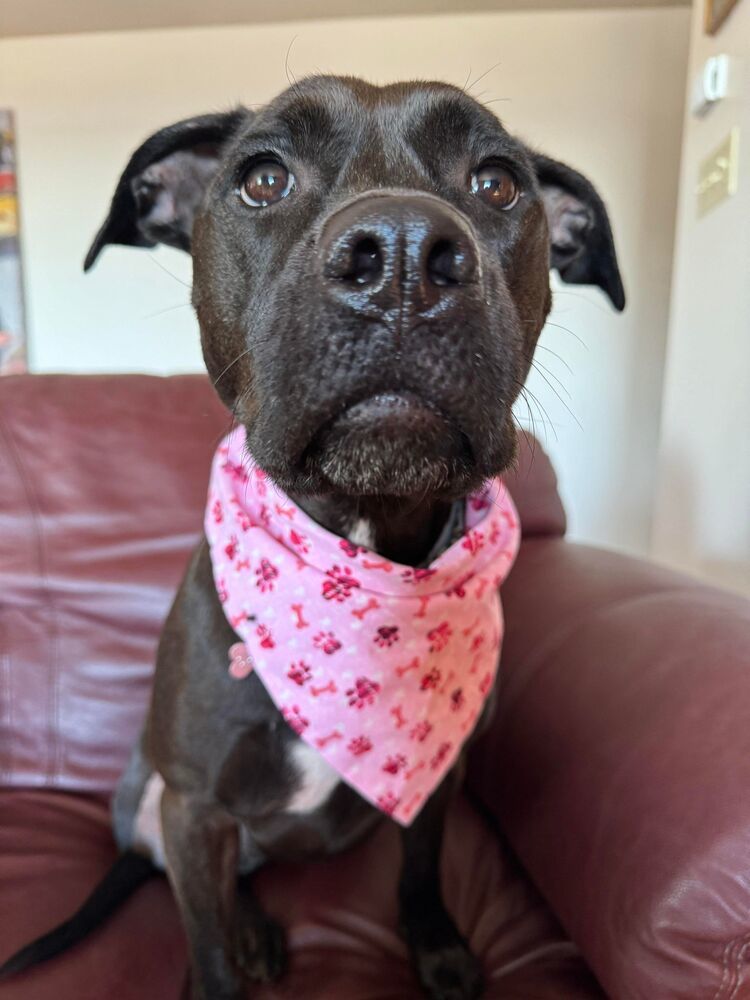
[530,153,625,311]
[83,109,247,271]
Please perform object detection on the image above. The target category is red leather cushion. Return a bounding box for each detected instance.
[0,789,603,999]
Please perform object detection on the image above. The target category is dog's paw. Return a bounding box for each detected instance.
[413,940,484,1000]
[232,910,286,984]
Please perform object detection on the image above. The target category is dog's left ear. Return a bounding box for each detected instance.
[530,153,625,311]
[83,109,247,271]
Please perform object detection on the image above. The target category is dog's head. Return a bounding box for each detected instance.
[86,75,623,500]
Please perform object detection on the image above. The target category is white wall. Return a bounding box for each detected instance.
[0,8,690,554]
[652,0,750,596]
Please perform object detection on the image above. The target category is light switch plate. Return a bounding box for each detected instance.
[697,127,740,216]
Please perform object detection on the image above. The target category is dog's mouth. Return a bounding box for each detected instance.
[301,391,473,497]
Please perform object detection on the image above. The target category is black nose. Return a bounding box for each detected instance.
[320,193,479,319]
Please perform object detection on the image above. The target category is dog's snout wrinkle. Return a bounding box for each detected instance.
[320,193,479,326]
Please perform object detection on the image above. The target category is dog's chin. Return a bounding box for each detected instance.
[302,392,474,498]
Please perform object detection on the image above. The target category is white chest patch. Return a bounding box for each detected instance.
[132,772,167,869]
[347,517,375,549]
[285,741,341,814]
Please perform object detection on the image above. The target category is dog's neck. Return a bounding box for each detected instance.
[291,493,456,567]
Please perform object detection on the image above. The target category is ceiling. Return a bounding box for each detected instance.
[0,0,687,39]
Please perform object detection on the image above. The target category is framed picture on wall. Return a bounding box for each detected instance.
[705,0,741,33]
[0,110,28,375]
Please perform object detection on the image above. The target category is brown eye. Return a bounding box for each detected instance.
[240,159,294,207]
[470,164,520,210]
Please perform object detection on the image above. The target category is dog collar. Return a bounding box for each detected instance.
[205,426,520,825]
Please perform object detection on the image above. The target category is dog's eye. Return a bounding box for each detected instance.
[240,160,294,207]
[470,164,520,210]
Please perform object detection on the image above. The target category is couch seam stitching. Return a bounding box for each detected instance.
[714,939,734,1000]
[0,400,62,784]
[713,934,750,1000]
[0,651,11,782]
[728,938,750,1000]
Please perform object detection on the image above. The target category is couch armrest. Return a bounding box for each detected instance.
[468,539,750,1000]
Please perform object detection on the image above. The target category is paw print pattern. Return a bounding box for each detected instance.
[382,753,407,775]
[287,661,312,686]
[339,538,365,558]
[410,720,433,743]
[255,558,279,593]
[427,622,452,652]
[313,631,342,655]
[420,668,441,691]
[322,565,361,602]
[377,792,400,816]
[348,735,373,756]
[282,705,309,735]
[374,625,399,648]
[346,676,381,709]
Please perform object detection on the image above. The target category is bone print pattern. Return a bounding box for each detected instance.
[205,426,520,826]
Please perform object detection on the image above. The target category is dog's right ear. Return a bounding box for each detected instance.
[83,109,247,271]
[530,152,625,312]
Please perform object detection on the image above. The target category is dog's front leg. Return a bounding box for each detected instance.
[161,788,284,1000]
[399,777,483,1000]
[161,788,243,1000]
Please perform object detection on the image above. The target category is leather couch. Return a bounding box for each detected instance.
[1,374,749,999]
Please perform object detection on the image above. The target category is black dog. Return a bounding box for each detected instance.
[1,75,623,1000]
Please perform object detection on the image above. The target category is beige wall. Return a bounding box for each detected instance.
[0,0,690,37]
[651,0,750,596]
[0,9,690,555]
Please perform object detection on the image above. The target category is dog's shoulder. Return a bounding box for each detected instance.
[146,539,291,791]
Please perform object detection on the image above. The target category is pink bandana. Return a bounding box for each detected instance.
[205,427,520,826]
